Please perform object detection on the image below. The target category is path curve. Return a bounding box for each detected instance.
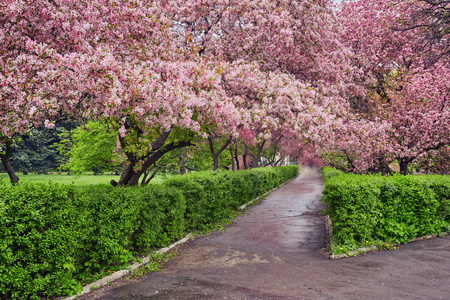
[80,167,450,300]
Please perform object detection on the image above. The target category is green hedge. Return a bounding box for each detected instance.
[164,166,298,230]
[321,167,345,184]
[321,167,450,252]
[0,183,80,299]
[0,165,298,299]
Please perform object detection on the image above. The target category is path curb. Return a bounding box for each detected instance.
[65,172,299,299]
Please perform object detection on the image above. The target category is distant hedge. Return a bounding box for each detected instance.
[321,167,450,252]
[0,165,298,299]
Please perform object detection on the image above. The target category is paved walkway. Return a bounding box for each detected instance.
[81,167,450,300]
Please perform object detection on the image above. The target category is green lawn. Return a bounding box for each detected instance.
[0,172,167,188]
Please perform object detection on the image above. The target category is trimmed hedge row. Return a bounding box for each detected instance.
[321,167,345,184]
[321,167,450,251]
[165,166,298,230]
[0,166,298,299]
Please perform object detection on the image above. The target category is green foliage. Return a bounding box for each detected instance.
[413,146,450,175]
[130,187,187,252]
[0,124,74,174]
[321,166,345,183]
[0,182,82,299]
[321,167,450,252]
[0,173,167,190]
[185,139,232,171]
[165,166,298,230]
[0,165,298,299]
[59,121,122,174]
[75,186,142,277]
[320,150,352,173]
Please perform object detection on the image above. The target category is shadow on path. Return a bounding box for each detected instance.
[81,167,450,300]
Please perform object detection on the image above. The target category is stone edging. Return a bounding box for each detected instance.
[65,172,299,299]
[325,215,448,260]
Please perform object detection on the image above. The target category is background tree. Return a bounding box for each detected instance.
[0,127,63,175]
[207,134,232,171]
[0,122,78,177]
[182,140,232,172]
[413,146,450,175]
[321,0,450,174]
[393,0,450,66]
[59,120,122,175]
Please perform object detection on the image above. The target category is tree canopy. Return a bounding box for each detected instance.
[1,0,449,184]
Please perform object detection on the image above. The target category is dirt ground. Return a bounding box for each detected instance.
[79,167,450,300]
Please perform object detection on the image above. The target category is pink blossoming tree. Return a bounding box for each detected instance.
[2,0,347,185]
[322,0,450,174]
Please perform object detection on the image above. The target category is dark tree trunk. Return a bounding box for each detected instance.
[267,136,283,166]
[179,147,186,175]
[229,146,235,171]
[141,167,159,186]
[208,137,220,171]
[0,140,19,184]
[243,145,249,170]
[117,162,136,185]
[234,146,240,170]
[252,140,266,168]
[272,156,284,167]
[367,161,394,175]
[92,167,100,175]
[342,150,357,173]
[208,136,232,171]
[399,159,410,175]
[125,149,168,186]
[112,128,193,186]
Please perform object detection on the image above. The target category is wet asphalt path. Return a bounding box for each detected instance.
[80,167,450,300]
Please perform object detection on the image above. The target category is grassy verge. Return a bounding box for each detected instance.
[0,173,168,189]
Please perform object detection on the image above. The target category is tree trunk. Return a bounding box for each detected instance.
[141,167,159,186]
[243,145,249,170]
[368,161,393,175]
[0,140,19,184]
[208,137,220,171]
[179,147,186,175]
[111,162,135,186]
[126,150,167,186]
[92,167,100,175]
[234,146,240,170]
[113,129,170,186]
[273,156,284,167]
[113,136,192,186]
[252,140,266,168]
[208,136,232,171]
[399,159,410,175]
[229,146,236,171]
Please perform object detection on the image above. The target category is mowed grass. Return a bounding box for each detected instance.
[0,172,167,189]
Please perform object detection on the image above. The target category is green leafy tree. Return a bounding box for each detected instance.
[0,125,74,175]
[187,139,232,171]
[59,121,122,175]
